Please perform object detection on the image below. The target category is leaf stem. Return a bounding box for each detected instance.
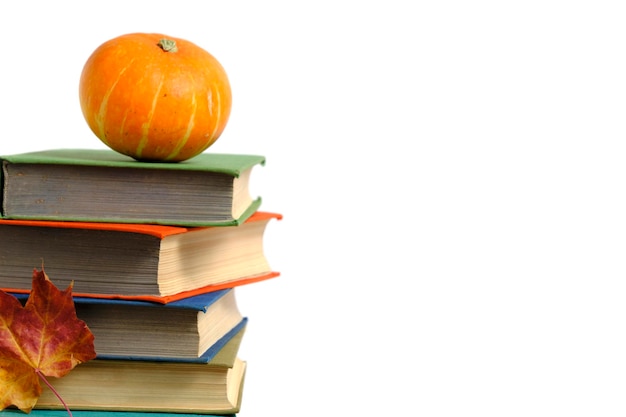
[36,369,73,417]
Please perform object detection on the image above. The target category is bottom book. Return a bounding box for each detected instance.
[0,411,235,417]
[1,324,246,415]
[33,357,246,415]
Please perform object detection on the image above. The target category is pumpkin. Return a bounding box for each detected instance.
[79,33,232,162]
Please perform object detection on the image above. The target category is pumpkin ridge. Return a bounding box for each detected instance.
[167,92,197,161]
[119,111,129,141]
[96,59,136,147]
[138,75,165,158]
[208,88,222,141]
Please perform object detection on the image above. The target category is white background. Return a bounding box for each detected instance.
[3,1,626,416]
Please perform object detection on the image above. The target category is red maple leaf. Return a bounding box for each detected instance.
[0,269,96,413]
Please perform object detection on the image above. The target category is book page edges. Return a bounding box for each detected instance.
[0,197,267,228]
[1,271,280,303]
[33,358,246,413]
[95,318,248,363]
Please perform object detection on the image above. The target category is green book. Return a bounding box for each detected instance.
[0,148,265,227]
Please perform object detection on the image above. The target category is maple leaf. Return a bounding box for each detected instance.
[0,269,96,413]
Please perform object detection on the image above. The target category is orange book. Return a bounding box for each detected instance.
[0,211,281,303]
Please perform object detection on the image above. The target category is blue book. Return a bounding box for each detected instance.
[13,289,246,362]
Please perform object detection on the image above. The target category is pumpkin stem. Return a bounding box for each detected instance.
[157,39,178,53]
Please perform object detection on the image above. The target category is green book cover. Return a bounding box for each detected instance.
[0,148,265,174]
[1,148,265,227]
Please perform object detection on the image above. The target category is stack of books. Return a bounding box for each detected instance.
[0,148,282,416]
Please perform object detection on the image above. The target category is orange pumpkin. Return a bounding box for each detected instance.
[79,33,232,162]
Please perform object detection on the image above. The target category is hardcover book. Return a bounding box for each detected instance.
[12,289,248,362]
[0,211,282,303]
[0,148,266,227]
[35,357,247,414]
